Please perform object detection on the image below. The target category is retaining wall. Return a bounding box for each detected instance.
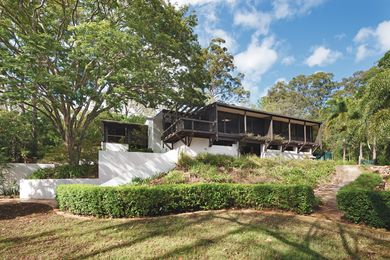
[1,163,54,195]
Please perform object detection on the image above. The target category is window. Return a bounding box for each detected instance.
[218,112,244,134]
[291,123,304,141]
[107,125,126,143]
[273,121,289,139]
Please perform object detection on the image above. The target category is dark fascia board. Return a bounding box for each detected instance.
[101,120,147,127]
[214,102,322,125]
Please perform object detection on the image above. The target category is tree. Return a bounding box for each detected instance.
[203,38,248,103]
[361,68,390,163]
[259,72,337,119]
[0,0,207,165]
[326,97,349,161]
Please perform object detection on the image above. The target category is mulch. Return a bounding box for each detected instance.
[0,199,55,220]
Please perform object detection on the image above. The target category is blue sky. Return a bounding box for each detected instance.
[171,0,390,103]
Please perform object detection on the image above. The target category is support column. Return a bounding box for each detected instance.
[288,119,291,142]
[304,122,306,143]
[244,112,247,133]
[268,117,273,141]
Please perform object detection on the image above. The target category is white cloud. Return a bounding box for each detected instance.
[353,20,390,61]
[355,44,372,62]
[235,37,278,98]
[281,55,295,65]
[305,46,342,67]
[273,0,325,19]
[235,37,278,75]
[206,28,237,52]
[234,10,273,36]
[376,21,390,51]
[354,27,374,43]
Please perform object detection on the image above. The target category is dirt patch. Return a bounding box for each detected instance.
[313,165,362,220]
[0,199,56,220]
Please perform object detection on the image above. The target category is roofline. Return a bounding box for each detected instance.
[101,120,147,127]
[152,102,322,125]
[214,102,322,125]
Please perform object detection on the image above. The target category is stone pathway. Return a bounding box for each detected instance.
[314,165,362,220]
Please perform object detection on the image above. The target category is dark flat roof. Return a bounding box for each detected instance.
[154,103,322,124]
[215,102,322,125]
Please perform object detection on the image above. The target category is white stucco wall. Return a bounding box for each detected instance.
[263,147,313,160]
[19,149,180,199]
[1,163,54,194]
[98,150,179,186]
[101,142,128,152]
[148,112,169,153]
[173,137,239,157]
[20,178,101,200]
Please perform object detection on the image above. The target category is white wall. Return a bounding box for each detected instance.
[1,163,54,194]
[101,142,128,152]
[20,178,101,200]
[148,112,169,153]
[263,148,313,160]
[98,150,179,186]
[173,137,239,157]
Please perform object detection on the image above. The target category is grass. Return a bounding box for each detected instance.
[142,153,337,187]
[0,202,389,259]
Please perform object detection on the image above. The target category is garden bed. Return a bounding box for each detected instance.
[135,153,337,187]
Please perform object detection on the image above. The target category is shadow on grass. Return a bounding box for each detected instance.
[69,213,216,259]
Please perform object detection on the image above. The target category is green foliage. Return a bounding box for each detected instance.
[0,0,207,165]
[176,153,335,187]
[56,183,316,217]
[29,165,97,179]
[0,110,33,162]
[204,38,248,103]
[259,72,337,119]
[162,170,186,184]
[337,174,390,229]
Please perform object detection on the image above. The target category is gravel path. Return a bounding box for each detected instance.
[314,165,362,220]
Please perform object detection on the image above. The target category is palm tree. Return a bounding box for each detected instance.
[327,97,349,161]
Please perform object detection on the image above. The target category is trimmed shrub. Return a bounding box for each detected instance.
[29,164,97,179]
[56,183,316,218]
[337,174,390,229]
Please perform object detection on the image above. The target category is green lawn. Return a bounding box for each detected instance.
[1,203,389,259]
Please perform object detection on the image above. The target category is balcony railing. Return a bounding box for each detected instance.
[162,118,216,140]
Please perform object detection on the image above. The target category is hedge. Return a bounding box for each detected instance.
[337,174,390,229]
[56,183,316,217]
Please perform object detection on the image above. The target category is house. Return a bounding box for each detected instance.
[21,102,323,200]
[102,102,322,159]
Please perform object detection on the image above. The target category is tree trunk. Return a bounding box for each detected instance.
[372,137,377,163]
[65,133,81,166]
[358,142,363,165]
[31,96,38,162]
[342,144,346,162]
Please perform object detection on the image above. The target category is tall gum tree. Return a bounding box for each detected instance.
[0,0,207,165]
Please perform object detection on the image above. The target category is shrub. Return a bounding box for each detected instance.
[29,164,97,179]
[172,153,336,187]
[337,173,390,229]
[56,183,316,218]
[162,170,186,184]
